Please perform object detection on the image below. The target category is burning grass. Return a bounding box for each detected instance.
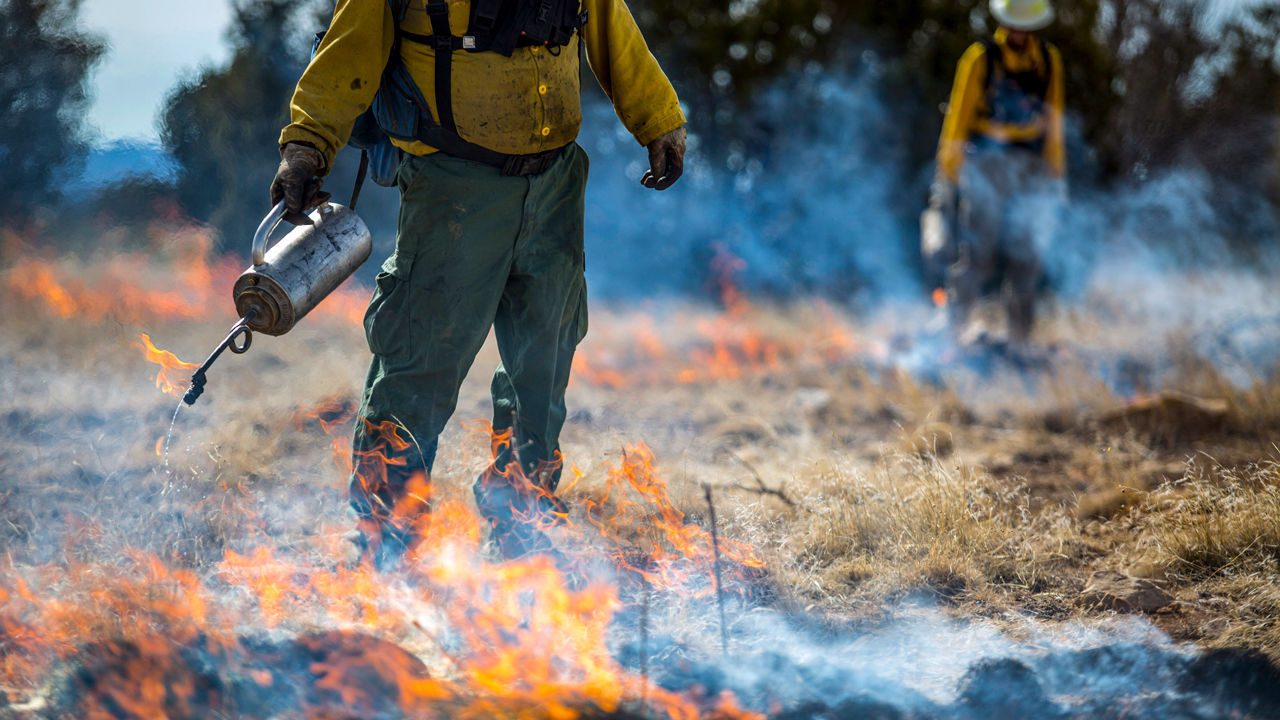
[5,226,1280,716]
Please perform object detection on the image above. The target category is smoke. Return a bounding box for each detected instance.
[634,603,1280,719]
[581,56,921,304]
[9,28,1280,720]
[578,50,1280,386]
[1047,164,1280,293]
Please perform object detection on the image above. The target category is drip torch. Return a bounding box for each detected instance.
[182,201,373,405]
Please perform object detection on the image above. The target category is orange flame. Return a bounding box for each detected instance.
[5,222,877,394]
[932,287,948,308]
[3,221,369,327]
[583,443,765,594]
[134,333,198,397]
[710,242,749,317]
[1,412,769,719]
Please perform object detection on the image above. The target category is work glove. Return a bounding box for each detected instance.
[641,125,686,191]
[269,142,331,225]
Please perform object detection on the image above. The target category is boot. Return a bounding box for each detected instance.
[473,466,568,561]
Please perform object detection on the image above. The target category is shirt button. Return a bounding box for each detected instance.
[541,126,551,136]
[538,84,548,95]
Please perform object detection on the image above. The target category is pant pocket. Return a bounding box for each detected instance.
[364,271,410,358]
[564,278,588,348]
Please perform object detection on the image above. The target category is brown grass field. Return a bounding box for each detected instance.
[3,220,1280,717]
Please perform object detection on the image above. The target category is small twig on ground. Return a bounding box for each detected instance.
[703,483,729,658]
[727,452,803,510]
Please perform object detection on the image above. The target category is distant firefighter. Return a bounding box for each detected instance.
[923,0,1066,347]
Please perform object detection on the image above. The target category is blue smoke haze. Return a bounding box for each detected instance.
[581,61,923,304]
[574,58,1280,328]
[75,47,1280,348]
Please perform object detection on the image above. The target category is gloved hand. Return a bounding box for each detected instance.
[641,125,686,191]
[269,142,331,225]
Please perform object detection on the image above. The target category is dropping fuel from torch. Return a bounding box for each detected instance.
[180,200,373,405]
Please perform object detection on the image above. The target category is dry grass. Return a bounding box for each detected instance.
[6,245,1280,666]
[773,455,1044,602]
[1137,462,1280,580]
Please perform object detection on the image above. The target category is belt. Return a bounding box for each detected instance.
[500,145,566,176]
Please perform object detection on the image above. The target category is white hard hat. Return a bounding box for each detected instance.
[990,0,1055,31]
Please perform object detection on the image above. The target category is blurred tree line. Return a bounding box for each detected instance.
[2,0,1279,249]
[0,0,104,223]
[631,0,1280,189]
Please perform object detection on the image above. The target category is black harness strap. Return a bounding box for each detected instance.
[384,58,563,174]
[423,0,458,134]
[980,36,1051,100]
[381,0,580,175]
[349,149,370,209]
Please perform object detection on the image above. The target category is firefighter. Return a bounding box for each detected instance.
[270,0,686,565]
[928,0,1065,347]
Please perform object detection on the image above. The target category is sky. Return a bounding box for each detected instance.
[82,0,235,143]
[80,0,1259,145]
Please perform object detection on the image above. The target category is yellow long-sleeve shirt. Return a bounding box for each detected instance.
[280,0,687,172]
[936,27,1065,182]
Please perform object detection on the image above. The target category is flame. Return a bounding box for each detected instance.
[567,243,870,390]
[4,221,880,394]
[932,287,948,308]
[134,333,199,397]
[3,221,369,327]
[572,301,867,389]
[129,402,763,718]
[583,443,765,593]
[1,388,769,716]
[710,242,749,317]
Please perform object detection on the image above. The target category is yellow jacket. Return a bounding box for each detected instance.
[936,27,1065,182]
[280,0,686,171]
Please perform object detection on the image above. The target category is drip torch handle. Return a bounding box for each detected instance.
[252,201,288,267]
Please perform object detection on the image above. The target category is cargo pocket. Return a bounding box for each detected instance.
[364,270,410,358]
[564,277,588,349]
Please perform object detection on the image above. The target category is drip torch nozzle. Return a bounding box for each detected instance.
[182,372,207,406]
[181,311,256,406]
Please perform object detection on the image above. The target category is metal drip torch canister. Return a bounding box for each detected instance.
[182,201,372,405]
[234,201,372,336]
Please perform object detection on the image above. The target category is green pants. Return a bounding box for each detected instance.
[350,144,589,538]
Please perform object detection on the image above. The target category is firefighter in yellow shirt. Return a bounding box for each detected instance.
[926,0,1065,347]
[269,0,687,566]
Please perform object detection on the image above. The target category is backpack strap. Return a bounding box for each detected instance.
[1040,38,1056,84]
[396,0,472,141]
[426,0,458,133]
[982,35,1053,89]
[349,149,370,209]
[378,0,571,175]
[980,36,1000,94]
